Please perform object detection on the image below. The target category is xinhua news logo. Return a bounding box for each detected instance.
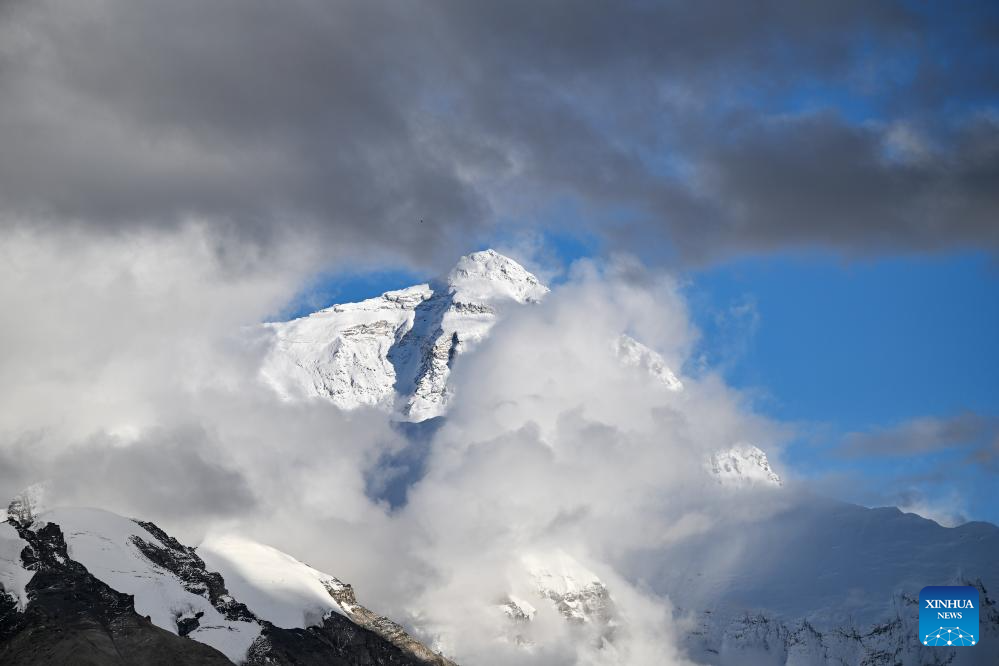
[920,586,979,647]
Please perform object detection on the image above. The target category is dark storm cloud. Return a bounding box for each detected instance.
[0,0,996,266]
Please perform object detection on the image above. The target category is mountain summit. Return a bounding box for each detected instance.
[260,250,782,489]
[260,250,547,420]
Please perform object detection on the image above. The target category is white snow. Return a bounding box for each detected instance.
[198,533,348,629]
[521,550,603,598]
[614,334,684,391]
[709,443,782,487]
[0,521,33,610]
[446,249,548,305]
[503,595,537,620]
[40,507,260,664]
[259,250,548,420]
[260,284,431,408]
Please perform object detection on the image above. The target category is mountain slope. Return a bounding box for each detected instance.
[0,494,455,666]
[260,250,547,421]
[261,250,778,492]
[493,499,999,664]
[1,508,234,666]
[643,497,999,664]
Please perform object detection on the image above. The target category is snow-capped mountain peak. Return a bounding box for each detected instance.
[709,443,782,487]
[445,249,548,305]
[260,250,548,420]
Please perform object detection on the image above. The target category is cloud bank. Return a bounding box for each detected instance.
[0,228,791,663]
[1,0,997,269]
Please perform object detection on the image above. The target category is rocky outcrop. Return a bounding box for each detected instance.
[1,498,456,666]
[709,444,782,487]
[1,513,233,666]
[129,520,256,625]
[324,582,458,666]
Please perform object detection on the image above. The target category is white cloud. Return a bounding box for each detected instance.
[0,231,790,664]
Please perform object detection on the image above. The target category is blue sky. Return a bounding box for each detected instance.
[685,251,999,524]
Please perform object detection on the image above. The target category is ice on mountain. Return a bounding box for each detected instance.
[0,521,33,610]
[198,532,349,629]
[259,250,548,421]
[614,334,684,391]
[709,444,782,487]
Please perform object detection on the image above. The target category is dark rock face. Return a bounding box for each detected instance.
[324,584,457,666]
[0,517,233,666]
[125,518,451,664]
[130,520,255,624]
[246,612,437,666]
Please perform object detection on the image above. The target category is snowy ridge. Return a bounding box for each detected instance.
[524,551,615,625]
[41,507,261,662]
[500,551,615,627]
[0,522,32,611]
[260,250,548,420]
[614,334,683,391]
[2,494,455,665]
[709,444,782,487]
[446,250,547,305]
[263,250,783,489]
[198,533,350,629]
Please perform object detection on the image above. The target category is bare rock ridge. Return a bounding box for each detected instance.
[0,491,455,666]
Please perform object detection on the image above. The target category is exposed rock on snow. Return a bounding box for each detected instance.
[684,582,999,665]
[522,551,615,626]
[40,507,261,662]
[202,532,457,665]
[0,497,455,666]
[2,503,234,665]
[709,443,782,487]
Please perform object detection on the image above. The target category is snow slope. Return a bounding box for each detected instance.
[3,495,454,665]
[521,551,614,625]
[259,250,547,420]
[198,533,349,629]
[0,521,32,610]
[40,507,260,663]
[709,444,782,487]
[614,334,684,392]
